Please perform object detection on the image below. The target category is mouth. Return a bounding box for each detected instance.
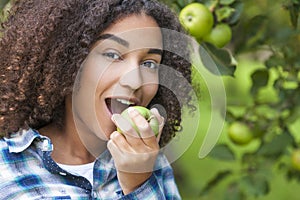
[105,97,139,115]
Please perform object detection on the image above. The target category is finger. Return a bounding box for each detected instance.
[111,114,139,138]
[150,108,164,127]
[107,139,136,172]
[150,108,165,143]
[111,113,146,149]
[107,139,124,162]
[110,131,133,151]
[128,107,158,148]
[108,139,156,173]
[156,124,163,143]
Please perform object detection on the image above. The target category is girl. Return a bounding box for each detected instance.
[0,0,193,199]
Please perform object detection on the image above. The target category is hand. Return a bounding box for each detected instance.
[107,107,164,194]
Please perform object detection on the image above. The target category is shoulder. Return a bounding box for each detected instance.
[0,129,44,156]
[0,137,9,150]
[0,137,12,164]
[0,129,49,166]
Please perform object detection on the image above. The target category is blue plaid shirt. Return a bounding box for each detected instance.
[0,129,181,199]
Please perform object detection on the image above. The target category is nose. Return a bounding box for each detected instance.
[119,67,143,90]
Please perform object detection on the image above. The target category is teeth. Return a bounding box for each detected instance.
[116,98,134,105]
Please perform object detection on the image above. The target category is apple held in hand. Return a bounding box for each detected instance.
[117,106,159,137]
[179,3,214,39]
[203,23,232,48]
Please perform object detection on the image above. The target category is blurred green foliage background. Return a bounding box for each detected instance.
[175,59,300,199]
[167,0,300,199]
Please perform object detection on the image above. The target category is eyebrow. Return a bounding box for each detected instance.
[148,48,163,56]
[97,33,163,56]
[97,34,129,47]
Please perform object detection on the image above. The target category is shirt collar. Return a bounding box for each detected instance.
[4,129,52,153]
[4,128,170,170]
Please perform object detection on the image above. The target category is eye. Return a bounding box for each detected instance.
[141,60,159,70]
[102,50,123,61]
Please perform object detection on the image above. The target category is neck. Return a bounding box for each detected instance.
[39,97,107,165]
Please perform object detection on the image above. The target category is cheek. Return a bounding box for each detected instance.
[143,84,159,104]
[94,68,121,101]
[140,71,159,103]
[82,56,119,95]
[83,60,107,84]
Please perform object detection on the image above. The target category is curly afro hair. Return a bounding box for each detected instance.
[0,0,193,146]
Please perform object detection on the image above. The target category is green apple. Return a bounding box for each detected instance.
[228,122,253,145]
[179,3,214,39]
[117,106,159,137]
[291,149,300,171]
[203,23,232,48]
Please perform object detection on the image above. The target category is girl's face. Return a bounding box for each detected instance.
[73,14,163,141]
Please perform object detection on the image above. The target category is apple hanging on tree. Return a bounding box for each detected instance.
[203,23,232,48]
[291,149,300,171]
[179,3,214,39]
[227,121,253,145]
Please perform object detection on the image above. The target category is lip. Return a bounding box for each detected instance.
[105,96,141,115]
[104,98,113,118]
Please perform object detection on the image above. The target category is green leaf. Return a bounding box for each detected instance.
[244,15,268,49]
[199,43,236,76]
[254,105,279,120]
[176,0,184,7]
[286,105,300,124]
[227,1,244,25]
[265,55,285,68]
[292,0,300,4]
[241,175,270,197]
[224,182,246,200]
[203,0,218,9]
[256,131,294,157]
[250,69,269,95]
[0,0,9,10]
[242,152,259,164]
[286,168,300,182]
[225,106,248,123]
[220,0,235,5]
[282,80,298,90]
[209,144,235,161]
[288,3,300,28]
[175,0,186,8]
[215,6,235,22]
[199,170,232,196]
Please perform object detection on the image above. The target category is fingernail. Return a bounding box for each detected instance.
[127,107,137,115]
[111,114,119,122]
[111,114,115,121]
[151,108,158,113]
[151,108,159,115]
[110,131,118,139]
